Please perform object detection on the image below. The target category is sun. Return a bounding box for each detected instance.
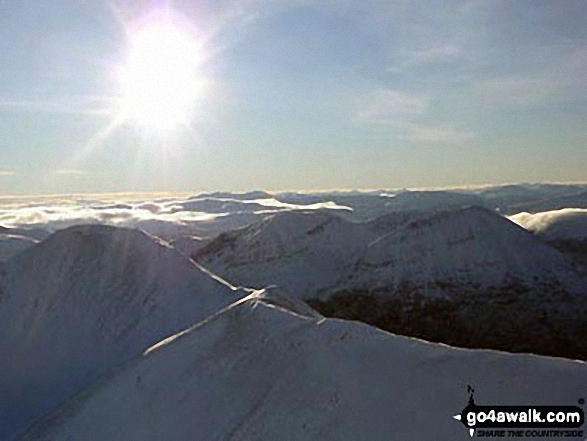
[117,18,205,133]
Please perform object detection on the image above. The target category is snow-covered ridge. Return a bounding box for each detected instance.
[349,205,581,292]
[0,224,249,440]
[196,206,585,299]
[195,210,372,295]
[20,293,587,441]
[192,206,587,361]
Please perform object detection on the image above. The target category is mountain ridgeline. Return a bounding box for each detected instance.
[194,206,587,359]
[1,188,587,440]
[18,290,587,441]
[0,225,247,439]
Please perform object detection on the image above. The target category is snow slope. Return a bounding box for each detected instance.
[197,207,584,299]
[0,224,248,440]
[346,206,583,294]
[196,211,372,296]
[21,291,587,441]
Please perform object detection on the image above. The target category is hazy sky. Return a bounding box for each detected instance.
[0,0,586,194]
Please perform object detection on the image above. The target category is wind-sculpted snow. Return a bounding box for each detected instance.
[0,225,249,440]
[20,293,587,441]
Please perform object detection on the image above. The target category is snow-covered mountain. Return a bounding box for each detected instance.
[1,188,587,440]
[0,224,248,440]
[345,206,583,294]
[196,206,584,299]
[195,210,371,296]
[472,183,583,211]
[379,190,489,213]
[20,291,587,441]
[195,207,587,359]
[510,189,587,214]
[192,190,274,200]
[277,189,487,222]
[467,183,587,214]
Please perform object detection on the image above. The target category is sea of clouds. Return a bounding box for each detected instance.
[2,185,587,246]
[0,193,352,239]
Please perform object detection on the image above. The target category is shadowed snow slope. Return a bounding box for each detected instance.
[0,224,248,440]
[21,294,587,441]
[0,225,50,261]
[0,234,38,262]
[0,226,50,242]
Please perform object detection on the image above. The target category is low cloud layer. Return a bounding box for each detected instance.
[0,194,352,240]
[509,208,587,240]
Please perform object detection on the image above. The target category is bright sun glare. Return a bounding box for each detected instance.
[117,19,205,133]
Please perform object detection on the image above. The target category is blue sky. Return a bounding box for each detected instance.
[0,0,586,194]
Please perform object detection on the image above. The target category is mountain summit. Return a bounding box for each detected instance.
[0,224,247,439]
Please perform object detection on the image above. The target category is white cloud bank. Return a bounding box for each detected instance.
[509,208,587,240]
[0,194,352,240]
